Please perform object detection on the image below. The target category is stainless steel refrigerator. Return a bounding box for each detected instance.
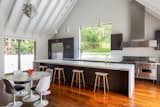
[51,43,63,59]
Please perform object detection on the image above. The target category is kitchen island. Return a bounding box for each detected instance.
[34,59,135,98]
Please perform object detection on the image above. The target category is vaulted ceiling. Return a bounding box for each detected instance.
[136,0,160,19]
[0,0,77,38]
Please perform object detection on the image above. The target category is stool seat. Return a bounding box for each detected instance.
[95,72,108,76]
[54,67,64,71]
[39,66,48,68]
[39,66,48,71]
[73,69,83,73]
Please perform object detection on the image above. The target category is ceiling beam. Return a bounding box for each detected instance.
[52,0,78,34]
[39,0,60,34]
[2,0,17,32]
[44,0,68,34]
[47,0,71,34]
[23,0,42,34]
[31,0,53,35]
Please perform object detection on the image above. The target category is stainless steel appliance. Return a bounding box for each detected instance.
[51,43,63,59]
[122,56,157,81]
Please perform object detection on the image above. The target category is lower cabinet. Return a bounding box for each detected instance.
[157,65,160,83]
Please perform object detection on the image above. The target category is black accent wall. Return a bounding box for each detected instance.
[48,38,74,59]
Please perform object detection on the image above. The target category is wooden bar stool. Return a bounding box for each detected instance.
[53,67,65,85]
[39,66,48,71]
[71,69,85,89]
[94,72,109,94]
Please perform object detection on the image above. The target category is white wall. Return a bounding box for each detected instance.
[57,0,131,40]
[54,0,160,61]
[35,36,49,60]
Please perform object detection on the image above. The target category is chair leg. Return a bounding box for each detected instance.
[94,75,98,93]
[79,72,81,89]
[103,76,106,95]
[53,70,57,83]
[81,72,85,88]
[62,70,66,84]
[105,76,109,92]
[13,94,16,104]
[40,92,42,103]
[71,72,75,88]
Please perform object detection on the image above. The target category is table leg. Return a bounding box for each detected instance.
[23,80,40,102]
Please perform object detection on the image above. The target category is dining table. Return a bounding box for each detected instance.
[0,71,50,102]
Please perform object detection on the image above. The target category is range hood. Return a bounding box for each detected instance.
[123,0,157,48]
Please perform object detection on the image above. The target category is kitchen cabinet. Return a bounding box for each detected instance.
[111,34,123,50]
[157,65,160,83]
[48,38,74,59]
[155,31,160,50]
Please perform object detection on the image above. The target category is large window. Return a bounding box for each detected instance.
[80,24,112,60]
[20,40,35,70]
[4,38,35,73]
[4,38,18,73]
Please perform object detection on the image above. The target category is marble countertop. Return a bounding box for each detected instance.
[34,59,135,72]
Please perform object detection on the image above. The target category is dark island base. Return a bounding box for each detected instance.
[40,63,129,96]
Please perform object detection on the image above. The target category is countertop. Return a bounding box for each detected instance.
[34,59,135,72]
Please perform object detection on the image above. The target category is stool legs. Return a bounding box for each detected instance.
[79,72,81,89]
[53,69,65,85]
[58,70,61,85]
[71,72,85,89]
[76,73,78,86]
[105,76,109,92]
[81,72,85,88]
[71,72,75,88]
[94,75,98,93]
[94,75,109,94]
[62,70,66,84]
[98,76,100,89]
[103,76,106,95]
[53,70,57,83]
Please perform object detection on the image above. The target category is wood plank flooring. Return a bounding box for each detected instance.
[0,80,160,107]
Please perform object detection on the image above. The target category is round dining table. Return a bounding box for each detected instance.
[1,71,50,102]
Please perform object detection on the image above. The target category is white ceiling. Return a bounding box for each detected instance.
[136,0,160,19]
[0,0,77,38]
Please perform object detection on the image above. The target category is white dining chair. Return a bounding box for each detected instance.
[33,75,51,107]
[41,69,53,96]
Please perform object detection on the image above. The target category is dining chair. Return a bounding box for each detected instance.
[33,75,51,107]
[2,79,25,107]
[41,69,53,96]
[13,70,30,97]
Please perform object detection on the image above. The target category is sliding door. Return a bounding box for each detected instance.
[4,38,18,73]
[20,40,35,70]
[4,38,35,73]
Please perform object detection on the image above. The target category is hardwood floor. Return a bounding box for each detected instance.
[1,80,160,107]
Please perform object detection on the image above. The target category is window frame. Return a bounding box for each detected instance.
[79,23,112,60]
[4,37,36,71]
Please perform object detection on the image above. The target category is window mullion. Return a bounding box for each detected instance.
[18,40,21,70]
